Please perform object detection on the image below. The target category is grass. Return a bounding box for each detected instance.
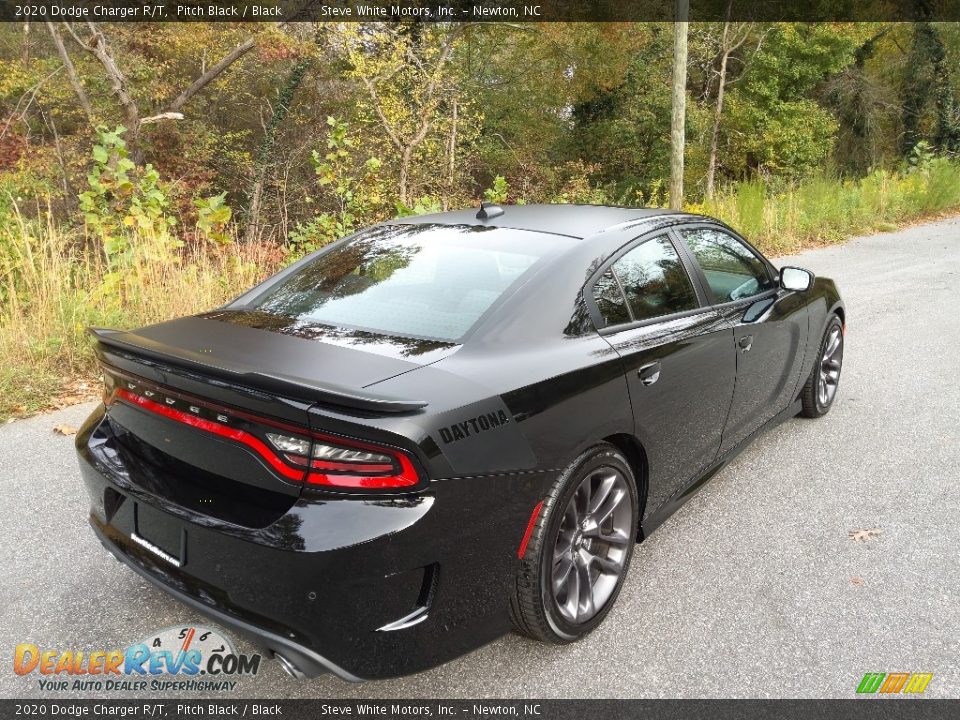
[2,160,960,421]
[0,206,284,420]
[692,160,960,255]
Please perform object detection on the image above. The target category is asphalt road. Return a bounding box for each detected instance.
[2,216,959,699]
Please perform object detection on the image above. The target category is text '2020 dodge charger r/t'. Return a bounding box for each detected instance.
[76,204,845,681]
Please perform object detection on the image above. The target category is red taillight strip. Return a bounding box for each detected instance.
[517,501,544,559]
[282,453,395,474]
[312,460,396,473]
[116,388,305,482]
[113,386,420,489]
[305,449,419,489]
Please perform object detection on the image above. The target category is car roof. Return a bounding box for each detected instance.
[389,204,681,239]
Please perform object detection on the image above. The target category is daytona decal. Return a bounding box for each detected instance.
[438,410,511,444]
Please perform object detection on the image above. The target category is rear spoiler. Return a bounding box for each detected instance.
[89,327,428,414]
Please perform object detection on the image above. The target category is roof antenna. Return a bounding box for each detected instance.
[476,201,504,220]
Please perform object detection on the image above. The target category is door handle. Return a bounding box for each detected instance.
[638,362,661,386]
[738,335,754,353]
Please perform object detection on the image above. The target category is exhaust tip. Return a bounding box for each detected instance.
[273,652,306,679]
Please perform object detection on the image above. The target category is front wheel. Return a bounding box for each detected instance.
[800,314,844,418]
[511,444,638,643]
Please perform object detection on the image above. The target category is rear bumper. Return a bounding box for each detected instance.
[76,405,552,680]
[88,516,362,681]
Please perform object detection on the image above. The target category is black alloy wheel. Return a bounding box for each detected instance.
[511,444,639,643]
[801,314,844,417]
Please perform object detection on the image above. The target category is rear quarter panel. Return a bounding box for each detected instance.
[369,333,633,481]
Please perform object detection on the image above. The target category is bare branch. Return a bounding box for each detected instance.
[61,22,85,49]
[39,102,76,205]
[0,65,62,142]
[66,22,140,135]
[728,24,755,54]
[165,37,256,113]
[726,26,773,85]
[359,75,404,151]
[140,112,184,125]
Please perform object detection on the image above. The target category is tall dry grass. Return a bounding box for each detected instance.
[692,161,960,255]
[0,206,284,417]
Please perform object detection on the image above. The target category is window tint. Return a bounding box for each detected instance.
[251,224,567,342]
[680,227,774,303]
[592,235,699,327]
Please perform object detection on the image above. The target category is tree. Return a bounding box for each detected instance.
[718,24,861,179]
[63,22,141,153]
[821,25,893,175]
[327,23,471,205]
[60,21,256,162]
[472,23,638,201]
[44,22,93,125]
[2,19,954,236]
[902,20,960,155]
[703,8,758,198]
[245,57,313,242]
[670,2,689,210]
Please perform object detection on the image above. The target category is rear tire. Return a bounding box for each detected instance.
[800,314,844,418]
[511,444,638,643]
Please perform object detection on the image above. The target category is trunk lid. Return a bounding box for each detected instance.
[92,312,449,513]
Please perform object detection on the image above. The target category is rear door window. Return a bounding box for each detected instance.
[592,235,700,327]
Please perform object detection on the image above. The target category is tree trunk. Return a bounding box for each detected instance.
[66,23,254,166]
[39,103,76,210]
[86,22,139,133]
[399,147,411,206]
[21,22,30,66]
[354,25,465,209]
[448,96,458,188]
[244,58,312,243]
[46,22,94,125]
[705,34,731,200]
[67,22,141,159]
[669,2,689,211]
[246,181,264,244]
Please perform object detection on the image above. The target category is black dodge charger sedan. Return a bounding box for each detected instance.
[77,204,845,681]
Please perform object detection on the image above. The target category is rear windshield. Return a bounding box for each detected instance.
[249,224,567,342]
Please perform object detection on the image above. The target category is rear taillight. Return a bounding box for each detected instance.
[264,431,418,488]
[105,369,421,490]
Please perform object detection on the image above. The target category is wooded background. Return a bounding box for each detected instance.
[2,21,959,240]
[1,20,960,418]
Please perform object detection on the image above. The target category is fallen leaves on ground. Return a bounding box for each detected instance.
[53,424,78,436]
[53,378,98,409]
[849,528,883,542]
[850,577,865,586]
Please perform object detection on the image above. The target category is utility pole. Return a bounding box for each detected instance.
[670,0,689,210]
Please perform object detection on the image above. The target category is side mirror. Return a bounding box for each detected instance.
[780,266,814,292]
